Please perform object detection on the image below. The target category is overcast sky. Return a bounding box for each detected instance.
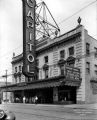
[0,0,96,81]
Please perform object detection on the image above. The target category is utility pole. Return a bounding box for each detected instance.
[5,70,7,103]
[96,0,97,39]
[2,70,8,103]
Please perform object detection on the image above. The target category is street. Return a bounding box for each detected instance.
[0,103,97,120]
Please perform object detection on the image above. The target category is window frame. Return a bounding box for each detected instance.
[94,47,97,58]
[86,43,90,55]
[60,65,65,75]
[60,50,65,59]
[19,65,21,72]
[44,56,48,63]
[86,62,90,74]
[15,67,17,73]
[69,46,74,56]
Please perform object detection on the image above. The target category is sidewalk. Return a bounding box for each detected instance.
[4,102,97,109]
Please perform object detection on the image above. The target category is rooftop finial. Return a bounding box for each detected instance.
[13,52,15,57]
[77,17,81,25]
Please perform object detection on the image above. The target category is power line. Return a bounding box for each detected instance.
[0,44,22,59]
[58,0,97,25]
[0,1,96,60]
[0,0,97,78]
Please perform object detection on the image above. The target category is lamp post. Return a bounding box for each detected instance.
[2,70,8,103]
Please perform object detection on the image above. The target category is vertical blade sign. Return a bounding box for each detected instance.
[23,0,36,77]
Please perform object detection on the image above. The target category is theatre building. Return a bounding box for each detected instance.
[1,24,97,104]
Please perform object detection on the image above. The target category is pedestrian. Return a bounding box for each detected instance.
[35,96,38,104]
[23,96,26,103]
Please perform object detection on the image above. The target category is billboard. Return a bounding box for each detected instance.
[65,65,80,81]
[22,0,36,77]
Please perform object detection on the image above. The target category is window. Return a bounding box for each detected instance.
[60,65,64,75]
[60,50,65,59]
[94,47,97,58]
[86,62,90,74]
[19,76,21,83]
[15,67,17,73]
[86,43,90,55]
[69,47,74,56]
[15,77,17,83]
[19,65,21,72]
[95,64,97,75]
[44,56,48,63]
[36,59,39,79]
[45,69,49,78]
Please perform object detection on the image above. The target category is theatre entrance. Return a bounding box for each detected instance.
[58,86,76,104]
[24,88,53,104]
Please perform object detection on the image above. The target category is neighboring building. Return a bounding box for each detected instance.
[0,82,12,103]
[1,24,97,104]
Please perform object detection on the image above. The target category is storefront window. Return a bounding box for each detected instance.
[58,90,70,102]
[58,86,76,104]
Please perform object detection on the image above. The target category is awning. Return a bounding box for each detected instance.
[1,76,81,92]
[4,81,62,92]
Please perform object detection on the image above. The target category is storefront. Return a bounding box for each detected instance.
[58,86,76,104]
[1,72,81,104]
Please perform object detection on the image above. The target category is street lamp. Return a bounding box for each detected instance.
[2,70,8,103]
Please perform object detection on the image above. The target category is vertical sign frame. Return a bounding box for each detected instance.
[22,0,36,77]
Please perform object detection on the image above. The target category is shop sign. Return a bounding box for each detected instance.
[22,0,36,77]
[65,65,80,81]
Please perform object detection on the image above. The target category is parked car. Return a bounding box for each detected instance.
[0,109,16,120]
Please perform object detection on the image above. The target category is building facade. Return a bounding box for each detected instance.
[0,82,12,103]
[1,24,97,104]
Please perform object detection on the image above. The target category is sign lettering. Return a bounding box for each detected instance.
[22,0,36,77]
[27,10,34,20]
[65,65,80,81]
[27,0,34,8]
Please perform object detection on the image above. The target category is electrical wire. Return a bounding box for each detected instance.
[0,50,97,79]
[58,0,97,24]
[0,0,97,78]
[0,0,96,60]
